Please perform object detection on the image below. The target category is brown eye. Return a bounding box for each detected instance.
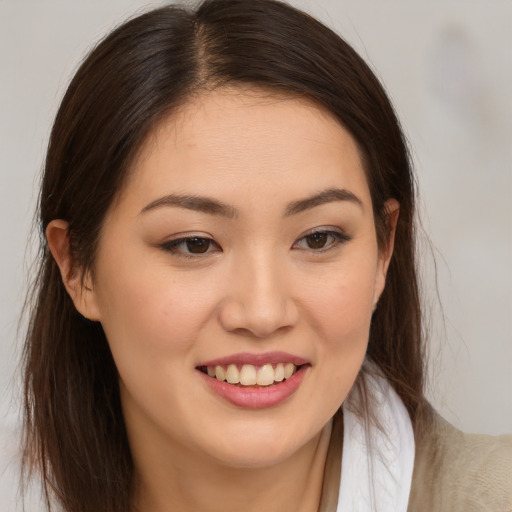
[293,229,351,252]
[161,236,220,257]
[305,232,328,249]
[185,237,211,253]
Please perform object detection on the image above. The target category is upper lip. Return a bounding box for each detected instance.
[197,351,309,368]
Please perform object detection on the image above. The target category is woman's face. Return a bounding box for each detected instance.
[85,89,393,469]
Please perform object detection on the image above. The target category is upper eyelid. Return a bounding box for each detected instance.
[159,232,218,250]
[160,236,221,259]
[163,235,215,244]
[162,235,217,246]
[292,228,351,250]
[163,231,214,241]
[296,226,350,239]
[160,233,216,246]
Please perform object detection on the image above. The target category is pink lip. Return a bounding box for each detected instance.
[198,364,309,409]
[198,351,308,367]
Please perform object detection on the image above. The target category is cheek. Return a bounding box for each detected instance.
[301,257,378,343]
[94,258,220,360]
[301,253,377,396]
[95,266,222,428]
[305,268,376,408]
[312,278,374,387]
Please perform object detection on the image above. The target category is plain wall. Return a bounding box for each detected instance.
[1,1,511,510]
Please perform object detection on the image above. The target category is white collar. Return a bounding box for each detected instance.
[337,366,415,512]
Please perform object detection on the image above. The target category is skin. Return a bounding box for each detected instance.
[48,88,398,512]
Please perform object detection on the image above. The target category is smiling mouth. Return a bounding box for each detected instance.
[197,363,305,387]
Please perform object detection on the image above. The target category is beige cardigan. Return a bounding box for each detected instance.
[408,414,512,512]
[318,410,512,511]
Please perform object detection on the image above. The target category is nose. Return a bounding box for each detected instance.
[218,253,299,338]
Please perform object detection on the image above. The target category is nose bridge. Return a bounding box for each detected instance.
[220,247,297,337]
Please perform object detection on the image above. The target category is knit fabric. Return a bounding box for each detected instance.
[319,407,512,512]
[408,413,512,512]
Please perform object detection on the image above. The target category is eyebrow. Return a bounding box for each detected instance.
[284,188,363,216]
[139,187,363,218]
[139,194,237,218]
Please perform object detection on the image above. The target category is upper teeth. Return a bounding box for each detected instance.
[206,363,297,386]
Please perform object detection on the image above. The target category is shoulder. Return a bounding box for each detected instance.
[408,411,512,512]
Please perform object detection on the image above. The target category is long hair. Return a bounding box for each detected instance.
[22,1,427,510]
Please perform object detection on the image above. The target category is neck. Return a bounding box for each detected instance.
[132,421,333,512]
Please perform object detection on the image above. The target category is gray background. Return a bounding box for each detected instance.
[1,1,511,509]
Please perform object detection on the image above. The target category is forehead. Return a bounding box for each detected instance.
[124,88,371,209]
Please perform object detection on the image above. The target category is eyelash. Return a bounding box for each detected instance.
[160,236,220,259]
[160,229,351,259]
[292,229,351,252]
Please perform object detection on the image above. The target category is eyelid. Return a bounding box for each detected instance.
[292,227,351,251]
[160,233,221,258]
[162,230,215,241]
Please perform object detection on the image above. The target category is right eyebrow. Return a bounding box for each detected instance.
[139,194,238,218]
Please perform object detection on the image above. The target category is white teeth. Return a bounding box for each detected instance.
[284,363,295,379]
[274,363,285,382]
[239,364,257,386]
[226,364,240,384]
[256,364,275,386]
[207,363,299,386]
[215,365,226,381]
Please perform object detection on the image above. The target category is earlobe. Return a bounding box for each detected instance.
[373,198,400,305]
[46,220,100,321]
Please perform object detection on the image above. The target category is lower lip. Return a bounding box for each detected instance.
[198,365,309,409]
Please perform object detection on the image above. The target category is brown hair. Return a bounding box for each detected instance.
[22,1,427,510]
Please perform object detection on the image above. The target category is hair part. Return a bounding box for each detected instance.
[22,1,428,510]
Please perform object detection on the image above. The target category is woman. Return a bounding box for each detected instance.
[22,1,511,511]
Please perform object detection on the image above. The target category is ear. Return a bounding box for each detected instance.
[373,198,400,306]
[46,219,101,321]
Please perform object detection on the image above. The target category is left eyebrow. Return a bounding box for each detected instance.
[284,188,363,216]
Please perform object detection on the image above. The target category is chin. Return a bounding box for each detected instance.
[208,444,298,470]
[197,421,320,470]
